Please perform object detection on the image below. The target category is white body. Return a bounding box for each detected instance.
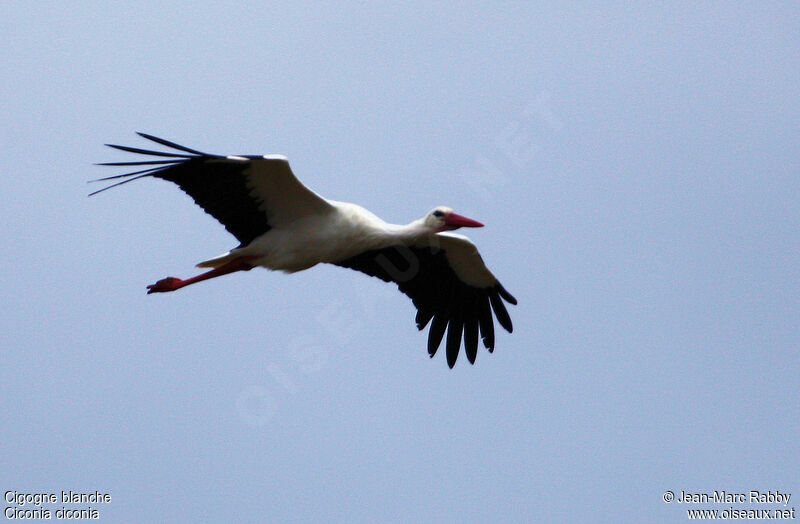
[200,199,497,288]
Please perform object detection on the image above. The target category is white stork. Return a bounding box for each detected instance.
[92,133,517,368]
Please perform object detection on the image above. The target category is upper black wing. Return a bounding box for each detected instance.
[335,241,517,368]
[92,133,271,245]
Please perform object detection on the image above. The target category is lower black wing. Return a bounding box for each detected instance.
[335,244,517,368]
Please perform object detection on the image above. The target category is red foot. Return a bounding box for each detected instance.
[146,277,184,294]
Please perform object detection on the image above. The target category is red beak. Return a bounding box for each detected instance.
[444,213,484,229]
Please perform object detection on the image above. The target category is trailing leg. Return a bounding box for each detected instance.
[146,256,258,294]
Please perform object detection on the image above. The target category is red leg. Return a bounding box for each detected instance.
[146,256,259,294]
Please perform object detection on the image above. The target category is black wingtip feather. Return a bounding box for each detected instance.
[497,283,518,305]
[464,318,479,364]
[415,309,434,331]
[428,315,448,357]
[445,317,463,368]
[478,295,495,351]
[490,292,514,333]
[90,165,172,183]
[96,160,180,167]
[136,132,211,156]
[105,143,194,158]
[87,166,173,196]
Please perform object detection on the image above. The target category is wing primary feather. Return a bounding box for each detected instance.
[415,309,434,330]
[478,295,495,351]
[428,315,448,357]
[95,160,180,166]
[90,165,171,183]
[105,143,195,158]
[490,292,514,333]
[445,317,463,368]
[497,283,518,305]
[88,167,171,196]
[464,316,479,364]
[136,132,211,156]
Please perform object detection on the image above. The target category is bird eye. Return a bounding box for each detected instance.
[433,210,444,217]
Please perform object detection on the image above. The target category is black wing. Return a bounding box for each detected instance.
[335,243,517,368]
[92,132,271,246]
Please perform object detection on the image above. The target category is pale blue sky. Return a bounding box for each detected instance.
[2,2,798,522]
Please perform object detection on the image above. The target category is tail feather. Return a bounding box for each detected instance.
[196,251,238,268]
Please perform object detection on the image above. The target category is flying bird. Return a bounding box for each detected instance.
[92,133,517,367]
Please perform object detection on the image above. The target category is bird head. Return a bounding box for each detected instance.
[424,206,484,231]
